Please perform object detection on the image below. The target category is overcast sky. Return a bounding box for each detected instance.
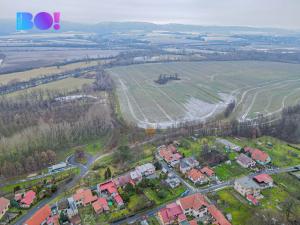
[1,0,300,29]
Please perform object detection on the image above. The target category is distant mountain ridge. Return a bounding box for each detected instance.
[0,19,298,35]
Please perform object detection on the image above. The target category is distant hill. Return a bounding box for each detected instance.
[0,19,298,36]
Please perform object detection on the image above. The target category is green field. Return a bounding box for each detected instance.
[7,77,94,97]
[108,61,300,127]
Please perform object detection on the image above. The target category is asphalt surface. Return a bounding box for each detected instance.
[111,164,300,225]
[14,152,110,225]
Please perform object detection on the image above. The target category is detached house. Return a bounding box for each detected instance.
[236,153,256,168]
[244,147,271,165]
[253,174,273,189]
[208,205,232,225]
[0,197,10,220]
[92,198,109,215]
[24,204,58,225]
[98,181,124,208]
[20,190,36,208]
[177,193,209,219]
[234,177,261,206]
[135,163,155,177]
[179,157,199,174]
[73,189,97,207]
[158,202,185,225]
[159,145,183,167]
[200,167,215,177]
[187,169,208,185]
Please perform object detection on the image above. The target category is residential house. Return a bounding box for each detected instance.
[177,193,209,219]
[187,169,208,185]
[208,205,231,225]
[236,153,256,168]
[130,170,143,183]
[253,174,273,189]
[24,204,56,225]
[158,145,183,167]
[244,147,271,165]
[135,163,156,177]
[179,157,199,174]
[165,173,181,189]
[114,173,137,188]
[57,197,78,219]
[234,177,261,197]
[92,198,109,215]
[114,194,124,208]
[246,194,259,206]
[0,197,10,220]
[98,181,124,208]
[200,166,215,177]
[73,189,97,207]
[20,190,36,208]
[157,202,185,225]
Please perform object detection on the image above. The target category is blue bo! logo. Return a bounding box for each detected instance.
[16,12,61,31]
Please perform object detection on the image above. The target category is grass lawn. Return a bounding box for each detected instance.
[148,216,160,225]
[177,137,216,157]
[214,161,249,181]
[226,136,300,167]
[210,188,254,225]
[144,185,185,205]
[0,168,79,193]
[272,173,300,199]
[260,186,289,211]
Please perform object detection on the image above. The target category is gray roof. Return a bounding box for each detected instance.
[237,153,255,165]
[235,177,260,189]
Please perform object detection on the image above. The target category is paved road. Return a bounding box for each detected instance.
[111,164,300,225]
[15,152,111,225]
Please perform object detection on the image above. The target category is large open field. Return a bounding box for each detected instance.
[108,61,300,128]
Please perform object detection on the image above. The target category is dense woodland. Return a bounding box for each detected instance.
[0,79,113,178]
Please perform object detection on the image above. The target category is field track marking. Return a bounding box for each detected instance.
[127,72,174,122]
[118,78,148,124]
[239,78,300,120]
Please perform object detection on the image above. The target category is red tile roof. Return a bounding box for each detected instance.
[99,181,118,194]
[179,193,208,211]
[92,200,104,214]
[73,189,97,206]
[187,169,206,182]
[200,166,214,177]
[24,204,51,225]
[208,205,231,225]
[246,194,259,205]
[254,174,273,184]
[251,149,269,162]
[0,197,10,213]
[189,220,198,225]
[158,203,184,224]
[114,194,124,205]
[21,190,36,206]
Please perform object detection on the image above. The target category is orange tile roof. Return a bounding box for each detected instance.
[92,201,103,213]
[200,166,214,177]
[179,193,208,211]
[187,169,206,182]
[24,205,51,225]
[251,149,269,162]
[73,189,97,205]
[208,205,231,225]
